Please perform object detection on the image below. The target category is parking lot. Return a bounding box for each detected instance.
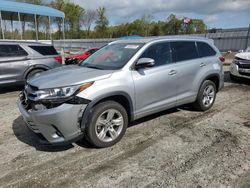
[0,67,249,188]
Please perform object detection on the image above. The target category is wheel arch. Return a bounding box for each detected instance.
[200,73,220,92]
[80,91,134,130]
[23,65,50,79]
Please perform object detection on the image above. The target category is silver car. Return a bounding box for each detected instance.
[0,41,62,86]
[230,46,250,80]
[17,37,224,148]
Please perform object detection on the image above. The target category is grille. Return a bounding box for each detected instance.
[235,59,250,69]
[238,63,250,69]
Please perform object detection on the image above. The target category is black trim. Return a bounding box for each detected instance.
[37,132,84,146]
[0,57,30,63]
[80,91,134,131]
[203,73,221,91]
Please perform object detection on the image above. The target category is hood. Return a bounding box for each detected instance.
[235,52,250,60]
[28,65,114,89]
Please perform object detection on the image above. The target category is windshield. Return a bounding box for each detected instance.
[80,43,143,70]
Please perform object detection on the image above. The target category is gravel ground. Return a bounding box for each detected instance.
[0,68,249,188]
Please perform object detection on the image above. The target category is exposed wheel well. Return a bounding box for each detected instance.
[93,95,133,122]
[206,75,219,92]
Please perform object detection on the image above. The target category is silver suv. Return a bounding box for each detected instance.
[17,37,224,148]
[0,41,62,86]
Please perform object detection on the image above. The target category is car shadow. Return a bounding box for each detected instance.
[224,70,231,83]
[129,108,180,127]
[0,85,24,94]
[13,108,182,151]
[12,116,75,152]
[224,70,250,85]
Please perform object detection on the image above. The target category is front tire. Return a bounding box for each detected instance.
[85,101,128,148]
[192,80,216,111]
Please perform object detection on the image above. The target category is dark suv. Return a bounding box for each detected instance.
[0,41,62,86]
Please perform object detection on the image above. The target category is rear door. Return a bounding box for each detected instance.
[170,41,200,105]
[132,42,178,118]
[0,44,29,84]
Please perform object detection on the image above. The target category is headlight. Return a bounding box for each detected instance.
[34,82,94,101]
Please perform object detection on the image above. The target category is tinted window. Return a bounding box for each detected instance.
[29,45,58,55]
[170,41,198,62]
[197,42,216,57]
[140,42,172,67]
[0,45,28,57]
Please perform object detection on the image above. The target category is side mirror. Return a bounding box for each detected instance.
[238,50,244,53]
[135,58,155,69]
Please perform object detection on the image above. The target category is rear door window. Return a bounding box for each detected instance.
[197,42,216,57]
[170,41,199,62]
[29,45,58,56]
[0,45,28,57]
[140,42,172,67]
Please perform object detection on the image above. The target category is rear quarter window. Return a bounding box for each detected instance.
[29,45,58,56]
[170,41,199,62]
[197,42,216,57]
[0,44,28,57]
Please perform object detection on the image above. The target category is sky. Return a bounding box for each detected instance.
[73,0,250,28]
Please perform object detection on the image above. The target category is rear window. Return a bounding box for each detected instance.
[29,45,58,56]
[197,42,216,57]
[170,41,199,62]
[0,45,28,57]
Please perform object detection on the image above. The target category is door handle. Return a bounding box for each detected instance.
[168,70,177,75]
[200,63,206,67]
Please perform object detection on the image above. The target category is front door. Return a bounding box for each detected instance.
[132,42,178,119]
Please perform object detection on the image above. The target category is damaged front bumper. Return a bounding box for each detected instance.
[17,93,87,145]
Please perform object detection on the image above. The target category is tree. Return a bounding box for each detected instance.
[50,0,65,39]
[141,14,153,36]
[191,19,206,33]
[95,7,109,37]
[51,0,84,39]
[81,9,97,38]
[163,14,182,35]
[150,21,164,36]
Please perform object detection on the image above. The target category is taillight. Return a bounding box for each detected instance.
[219,56,225,63]
[54,56,62,63]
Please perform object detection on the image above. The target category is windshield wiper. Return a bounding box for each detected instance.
[82,64,103,70]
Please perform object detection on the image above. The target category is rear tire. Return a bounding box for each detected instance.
[192,80,216,111]
[85,101,128,148]
[26,69,44,80]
